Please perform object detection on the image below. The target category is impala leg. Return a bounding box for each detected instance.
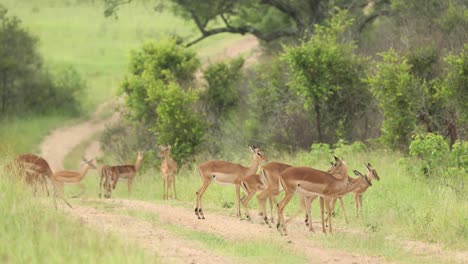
[304,196,314,232]
[235,184,242,218]
[241,190,256,220]
[325,199,332,233]
[173,175,177,200]
[354,193,359,216]
[324,197,336,225]
[270,196,278,224]
[338,197,349,224]
[127,179,133,196]
[195,180,211,219]
[277,193,294,236]
[162,178,166,200]
[358,195,363,216]
[99,174,104,198]
[319,197,326,233]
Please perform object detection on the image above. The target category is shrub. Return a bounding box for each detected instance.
[409,133,450,175]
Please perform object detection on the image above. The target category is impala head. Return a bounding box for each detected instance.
[137,151,144,160]
[248,145,268,162]
[158,145,171,157]
[82,157,97,169]
[365,163,380,181]
[327,156,347,175]
[353,169,372,186]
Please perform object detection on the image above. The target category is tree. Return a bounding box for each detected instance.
[103,0,390,46]
[201,57,244,127]
[367,49,420,150]
[120,38,200,122]
[0,6,41,113]
[282,10,370,143]
[118,38,205,162]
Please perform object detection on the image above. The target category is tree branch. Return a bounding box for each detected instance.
[358,9,391,33]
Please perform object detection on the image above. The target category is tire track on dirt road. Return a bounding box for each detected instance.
[63,204,237,264]
[100,198,386,264]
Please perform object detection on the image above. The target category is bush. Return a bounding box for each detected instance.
[0,6,83,115]
[202,57,244,124]
[409,133,450,175]
[154,82,206,163]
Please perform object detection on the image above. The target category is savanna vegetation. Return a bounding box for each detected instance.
[1,0,467,263]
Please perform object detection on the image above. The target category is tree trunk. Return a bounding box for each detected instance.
[314,101,323,142]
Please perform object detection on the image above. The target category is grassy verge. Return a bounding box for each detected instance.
[0,171,156,264]
[0,114,75,156]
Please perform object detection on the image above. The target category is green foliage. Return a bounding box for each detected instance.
[154,82,206,163]
[409,133,450,175]
[120,38,200,121]
[202,57,244,120]
[367,49,419,150]
[444,44,468,124]
[281,10,372,143]
[0,6,84,115]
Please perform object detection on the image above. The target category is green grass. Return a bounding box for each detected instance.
[0,114,74,156]
[0,170,157,264]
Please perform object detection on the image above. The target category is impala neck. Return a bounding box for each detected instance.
[245,155,261,176]
[135,157,143,172]
[79,165,91,180]
[343,176,367,193]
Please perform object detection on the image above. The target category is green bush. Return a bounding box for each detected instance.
[0,6,84,115]
[120,38,200,121]
[154,82,206,163]
[409,133,450,175]
[202,57,244,122]
[367,49,420,150]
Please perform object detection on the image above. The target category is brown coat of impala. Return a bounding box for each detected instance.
[326,163,380,220]
[240,173,267,220]
[195,145,268,219]
[7,154,72,208]
[99,151,144,198]
[303,169,373,231]
[277,157,368,235]
[52,157,96,198]
[159,145,178,200]
[256,162,292,226]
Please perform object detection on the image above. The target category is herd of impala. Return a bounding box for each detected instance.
[5,144,379,235]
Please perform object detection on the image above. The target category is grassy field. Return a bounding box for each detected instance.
[63,145,467,262]
[0,167,157,263]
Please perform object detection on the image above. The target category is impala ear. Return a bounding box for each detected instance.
[248,145,255,152]
[365,163,371,170]
[334,156,340,162]
[353,170,362,176]
[367,162,372,167]
[330,162,334,166]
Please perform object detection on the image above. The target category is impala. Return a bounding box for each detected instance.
[277,156,369,235]
[240,173,268,221]
[303,169,373,231]
[52,157,96,198]
[256,162,292,226]
[8,154,72,208]
[326,163,380,219]
[159,145,178,200]
[195,145,268,219]
[98,151,144,198]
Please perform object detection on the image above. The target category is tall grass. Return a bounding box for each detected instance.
[0,114,73,155]
[95,147,467,253]
[0,168,156,263]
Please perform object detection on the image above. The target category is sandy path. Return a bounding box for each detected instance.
[40,101,119,170]
[99,199,385,264]
[63,204,237,264]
